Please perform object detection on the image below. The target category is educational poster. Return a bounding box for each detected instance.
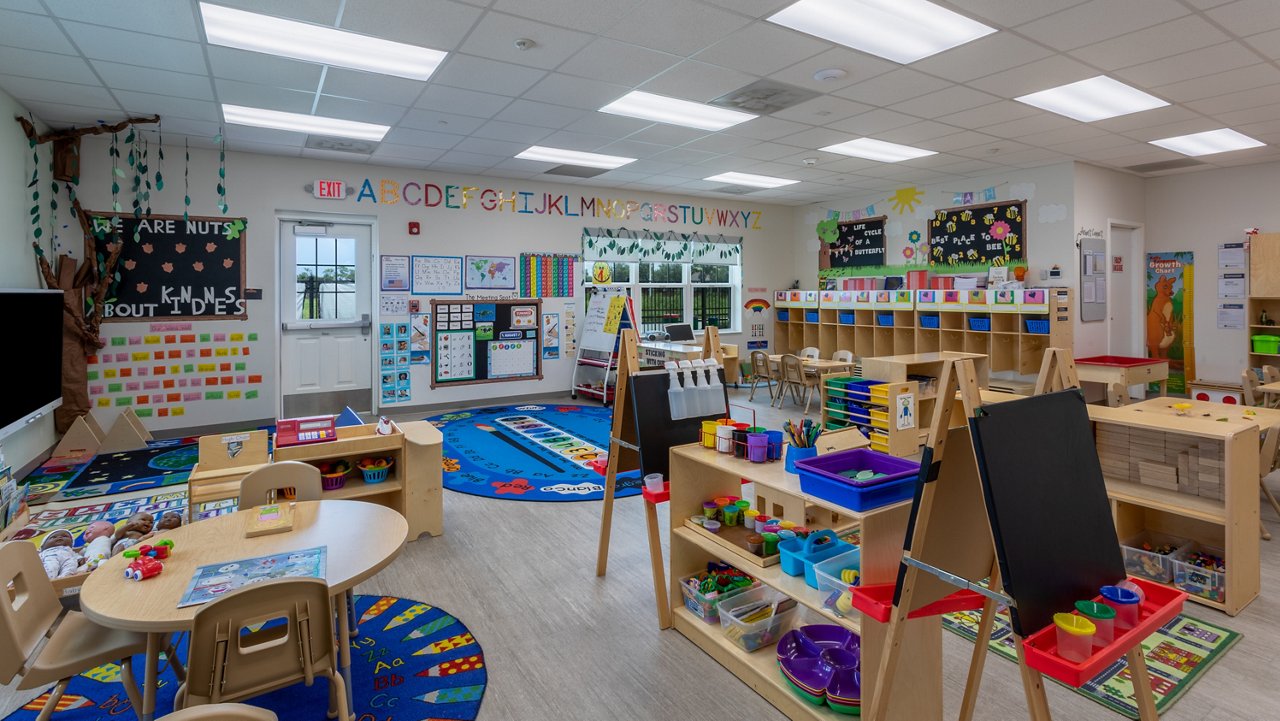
[179,546,327,608]
[411,255,463,295]
[436,330,477,382]
[519,253,577,297]
[563,305,577,355]
[431,300,542,387]
[1146,252,1195,394]
[464,255,516,290]
[817,216,887,282]
[379,323,412,404]
[380,293,409,315]
[380,254,410,291]
[488,340,537,379]
[928,201,1027,274]
[410,312,432,365]
[542,313,560,360]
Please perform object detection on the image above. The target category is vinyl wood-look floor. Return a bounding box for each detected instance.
[3,386,1278,720]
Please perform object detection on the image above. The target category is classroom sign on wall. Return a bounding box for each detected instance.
[90,213,248,320]
[928,201,1026,274]
[1146,252,1195,394]
[817,216,886,281]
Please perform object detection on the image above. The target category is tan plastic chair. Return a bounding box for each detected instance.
[775,354,819,414]
[175,578,347,717]
[0,541,148,721]
[798,346,820,360]
[832,349,854,367]
[748,350,777,402]
[237,461,322,510]
[1263,366,1280,408]
[160,704,278,720]
[1242,369,1261,407]
[1265,365,1280,384]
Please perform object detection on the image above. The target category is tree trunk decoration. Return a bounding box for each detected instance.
[17,114,158,433]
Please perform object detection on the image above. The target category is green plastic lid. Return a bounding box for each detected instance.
[1074,600,1116,619]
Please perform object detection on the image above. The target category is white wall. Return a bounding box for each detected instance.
[1,91,57,472]
[65,136,796,431]
[1145,161,1280,382]
[1073,162,1147,358]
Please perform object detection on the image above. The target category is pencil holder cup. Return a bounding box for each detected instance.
[785,446,818,474]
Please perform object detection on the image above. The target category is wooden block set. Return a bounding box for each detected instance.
[1095,424,1224,500]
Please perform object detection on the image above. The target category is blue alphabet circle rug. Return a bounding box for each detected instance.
[426,404,642,502]
[6,595,485,721]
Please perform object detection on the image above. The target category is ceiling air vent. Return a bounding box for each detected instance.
[711,184,760,195]
[711,80,821,115]
[305,135,378,154]
[1123,158,1207,174]
[543,164,610,178]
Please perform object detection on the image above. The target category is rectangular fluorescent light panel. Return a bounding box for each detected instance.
[222,104,389,141]
[1015,76,1168,122]
[768,0,995,65]
[819,138,936,163]
[1149,128,1265,156]
[201,2,447,81]
[515,146,636,169]
[599,91,756,131]
[704,172,799,188]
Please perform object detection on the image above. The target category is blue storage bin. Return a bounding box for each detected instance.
[846,406,871,424]
[777,530,852,586]
[968,317,991,331]
[844,379,883,402]
[919,315,940,329]
[795,449,922,513]
[1025,319,1050,335]
[876,313,895,327]
[777,310,789,321]
[838,312,855,324]
[805,310,819,322]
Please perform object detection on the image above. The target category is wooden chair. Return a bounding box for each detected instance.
[747,350,777,401]
[1265,365,1280,384]
[160,704,277,720]
[0,541,148,721]
[237,461,322,510]
[1263,366,1280,408]
[175,578,348,717]
[1242,369,1261,407]
[775,354,820,414]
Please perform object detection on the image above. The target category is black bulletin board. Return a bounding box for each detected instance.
[968,390,1126,637]
[928,201,1026,272]
[89,212,248,321]
[430,298,542,388]
[825,216,886,270]
[627,368,728,478]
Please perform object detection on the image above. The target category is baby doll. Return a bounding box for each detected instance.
[39,530,84,579]
[81,520,117,571]
[111,511,155,556]
[155,510,183,532]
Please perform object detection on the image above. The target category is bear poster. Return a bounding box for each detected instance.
[1146,252,1195,394]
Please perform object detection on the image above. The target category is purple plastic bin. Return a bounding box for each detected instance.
[795,449,922,512]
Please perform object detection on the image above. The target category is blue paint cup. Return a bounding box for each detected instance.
[784,445,818,474]
[766,430,785,460]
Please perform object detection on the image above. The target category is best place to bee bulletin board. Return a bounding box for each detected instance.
[928,200,1026,274]
[430,298,543,388]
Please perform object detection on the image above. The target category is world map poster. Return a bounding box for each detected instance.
[464,255,516,290]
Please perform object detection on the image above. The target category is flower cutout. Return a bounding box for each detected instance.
[493,478,533,495]
[908,230,922,244]
[903,246,915,260]
[989,220,1012,241]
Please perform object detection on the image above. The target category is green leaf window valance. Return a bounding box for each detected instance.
[582,227,742,265]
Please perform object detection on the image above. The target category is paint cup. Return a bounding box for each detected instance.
[766,430,784,460]
[785,445,818,473]
[714,496,731,509]
[715,424,734,453]
[747,433,768,463]
[747,426,766,435]
[644,473,664,494]
[722,504,741,526]
[689,515,705,527]
[755,514,771,533]
[732,429,749,458]
[704,519,721,534]
[735,500,751,514]
[778,529,797,543]
[1053,613,1096,663]
[726,495,740,504]
[702,501,718,520]
[732,422,750,431]
[746,534,764,554]
[1115,579,1146,604]
[762,532,780,556]
[1099,586,1141,631]
[701,420,718,448]
[793,527,810,538]
[778,520,796,531]
[762,523,781,535]
[1074,601,1116,647]
[744,509,759,529]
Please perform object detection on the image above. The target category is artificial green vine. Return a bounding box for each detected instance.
[217,127,228,214]
[155,119,165,191]
[183,138,191,221]
[27,127,41,244]
[109,131,123,215]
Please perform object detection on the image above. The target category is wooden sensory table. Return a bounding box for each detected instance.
[1075,355,1169,407]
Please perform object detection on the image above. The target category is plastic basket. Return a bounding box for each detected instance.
[777,529,852,586]
[805,311,819,322]
[838,312,855,324]
[876,313,894,327]
[1024,319,1050,335]
[919,315,940,329]
[679,572,759,623]
[1121,531,1190,583]
[813,548,861,617]
[717,586,796,652]
[968,317,991,331]
[320,473,347,491]
[1172,543,1226,602]
[360,458,394,484]
[778,310,790,321]
[1252,335,1280,354]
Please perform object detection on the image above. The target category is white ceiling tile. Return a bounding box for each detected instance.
[534,130,616,151]
[724,116,811,141]
[154,117,222,138]
[558,38,681,86]
[0,46,96,85]
[314,96,409,125]
[0,74,111,106]
[767,48,896,93]
[399,107,487,133]
[521,73,628,111]
[1068,15,1228,71]
[382,127,463,149]
[626,124,711,146]
[431,54,547,97]
[1015,124,1108,147]
[595,140,676,159]
[61,21,207,71]
[604,0,750,56]
[934,100,1041,130]
[1206,0,1280,35]
[641,60,757,104]
[1154,63,1280,103]
[92,61,215,101]
[922,131,1001,152]
[777,126,862,150]
[114,90,218,121]
[206,47,322,89]
[0,9,77,54]
[561,113,653,138]
[1016,0,1189,51]
[1112,42,1259,88]
[682,133,763,154]
[458,12,593,70]
[930,158,1009,175]
[487,157,556,174]
[591,169,659,183]
[338,0,482,49]
[1182,0,1233,8]
[951,139,1033,159]
[772,96,872,125]
[1088,104,1199,134]
[471,120,554,144]
[834,70,952,107]
[967,55,1097,97]
[693,154,760,173]
[210,0,341,24]
[20,100,123,126]
[911,34,1054,83]
[372,154,434,169]
[451,136,528,157]
[492,99,587,128]
[733,141,808,161]
[610,158,680,174]
[947,0,1091,27]
[694,21,829,77]
[875,121,967,145]
[321,69,426,107]
[224,139,303,157]
[1046,133,1137,154]
[1185,83,1280,114]
[1120,117,1232,142]
[415,85,513,118]
[44,0,199,41]
[890,86,1001,118]
[222,124,307,147]
[1237,118,1280,137]
[0,0,43,10]
[1211,100,1280,126]
[299,147,370,163]
[825,109,924,136]
[977,113,1078,138]
[1074,142,1169,162]
[490,0,638,34]
[215,79,315,114]
[1246,28,1280,60]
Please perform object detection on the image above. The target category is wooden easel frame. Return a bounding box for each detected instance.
[51,413,106,458]
[868,359,1162,721]
[97,408,153,454]
[1033,347,1080,395]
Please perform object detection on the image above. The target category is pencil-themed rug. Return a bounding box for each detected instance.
[6,596,486,721]
[942,606,1239,718]
[425,404,642,502]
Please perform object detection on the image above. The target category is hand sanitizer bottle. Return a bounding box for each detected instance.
[665,361,687,420]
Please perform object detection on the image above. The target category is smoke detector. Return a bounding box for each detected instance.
[813,68,847,82]
[803,157,818,167]
[515,38,535,51]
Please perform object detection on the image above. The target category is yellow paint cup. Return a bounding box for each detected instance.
[701,420,718,448]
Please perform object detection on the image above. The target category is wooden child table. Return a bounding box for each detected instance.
[1075,355,1169,406]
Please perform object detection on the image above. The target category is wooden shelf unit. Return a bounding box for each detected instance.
[1248,233,1280,371]
[1088,404,1259,615]
[667,444,940,721]
[820,374,922,456]
[859,352,991,452]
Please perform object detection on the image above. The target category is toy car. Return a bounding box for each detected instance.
[123,539,174,561]
[124,555,163,581]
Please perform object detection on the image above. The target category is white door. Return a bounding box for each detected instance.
[1108,226,1137,355]
[279,221,374,417]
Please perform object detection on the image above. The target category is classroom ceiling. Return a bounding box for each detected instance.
[2,0,1280,206]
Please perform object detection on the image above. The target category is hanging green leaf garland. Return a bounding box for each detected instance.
[109,131,123,215]
[155,118,165,191]
[183,138,191,221]
[217,127,228,214]
[141,134,152,217]
[28,122,41,244]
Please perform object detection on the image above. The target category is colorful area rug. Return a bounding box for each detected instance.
[8,490,235,549]
[20,439,199,506]
[6,595,485,721]
[426,404,641,502]
[942,607,1239,718]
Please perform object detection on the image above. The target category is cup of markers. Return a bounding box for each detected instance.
[783,418,821,474]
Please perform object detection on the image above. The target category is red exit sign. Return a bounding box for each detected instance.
[313,179,346,199]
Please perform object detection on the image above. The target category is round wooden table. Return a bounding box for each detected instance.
[80,500,408,721]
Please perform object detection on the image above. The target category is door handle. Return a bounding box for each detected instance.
[282,314,374,332]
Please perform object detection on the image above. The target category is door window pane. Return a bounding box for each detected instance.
[295,235,358,321]
[336,237,356,265]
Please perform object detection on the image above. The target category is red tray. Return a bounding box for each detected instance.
[849,582,986,624]
[1021,577,1186,688]
[641,481,670,504]
[1075,355,1166,368]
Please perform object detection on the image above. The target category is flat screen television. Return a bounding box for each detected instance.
[0,289,63,439]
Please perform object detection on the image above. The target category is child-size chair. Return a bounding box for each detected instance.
[798,347,820,360]
[237,461,322,510]
[160,704,277,720]
[776,354,820,414]
[175,578,348,717]
[1242,369,1262,407]
[748,350,777,401]
[832,349,854,368]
